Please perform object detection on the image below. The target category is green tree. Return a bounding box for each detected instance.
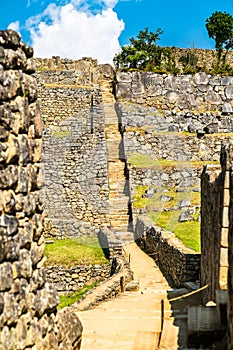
[113,27,163,70]
[206,11,233,65]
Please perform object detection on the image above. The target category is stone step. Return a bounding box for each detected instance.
[109,216,129,224]
[159,317,179,350]
[187,305,225,348]
[109,202,128,212]
[108,168,126,176]
[109,202,129,210]
[109,216,129,222]
[107,147,125,161]
[104,110,117,118]
[115,232,135,242]
[108,172,126,178]
[109,181,129,187]
[108,169,126,177]
[132,331,160,350]
[108,153,125,162]
[109,191,129,199]
[110,223,130,232]
[106,136,121,142]
[108,182,128,190]
[109,213,129,220]
[108,160,125,169]
[109,197,130,205]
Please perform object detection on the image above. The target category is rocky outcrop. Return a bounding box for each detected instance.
[0,29,82,349]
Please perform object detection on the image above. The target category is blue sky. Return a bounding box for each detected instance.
[1,0,233,63]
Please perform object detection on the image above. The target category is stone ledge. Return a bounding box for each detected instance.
[74,256,133,311]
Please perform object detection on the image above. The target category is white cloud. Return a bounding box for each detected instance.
[8,21,21,34]
[25,1,124,63]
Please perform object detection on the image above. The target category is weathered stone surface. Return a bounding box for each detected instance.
[222,102,233,113]
[115,72,233,115]
[125,279,140,291]
[204,123,218,134]
[45,263,110,293]
[0,263,13,291]
[56,308,83,349]
[225,85,233,99]
[0,214,18,235]
[0,30,82,349]
[0,165,18,188]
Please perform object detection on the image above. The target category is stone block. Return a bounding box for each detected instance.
[224,171,230,189]
[222,206,229,228]
[220,247,228,267]
[219,266,228,290]
[223,188,230,206]
[221,228,228,248]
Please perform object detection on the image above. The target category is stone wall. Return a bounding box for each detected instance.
[228,145,233,349]
[200,163,224,303]
[200,144,233,349]
[116,101,233,224]
[160,47,233,73]
[36,74,110,238]
[116,101,233,165]
[46,263,110,294]
[0,30,82,349]
[34,56,114,87]
[117,101,233,133]
[116,72,233,114]
[129,165,201,189]
[134,218,201,287]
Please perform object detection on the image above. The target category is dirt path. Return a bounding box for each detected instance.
[78,242,179,350]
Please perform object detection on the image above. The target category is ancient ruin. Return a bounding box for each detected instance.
[1,28,233,348]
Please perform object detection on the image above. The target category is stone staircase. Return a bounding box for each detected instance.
[104,103,132,234]
[99,77,133,240]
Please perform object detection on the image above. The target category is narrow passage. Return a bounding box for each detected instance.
[79,242,179,350]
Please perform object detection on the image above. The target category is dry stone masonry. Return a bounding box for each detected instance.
[116,71,233,114]
[45,263,110,294]
[0,30,82,350]
[36,69,110,238]
[199,143,233,349]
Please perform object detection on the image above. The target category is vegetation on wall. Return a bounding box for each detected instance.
[179,51,200,74]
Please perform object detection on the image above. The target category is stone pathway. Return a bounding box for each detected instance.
[78,242,179,350]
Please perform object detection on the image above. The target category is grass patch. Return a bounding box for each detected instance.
[52,130,72,138]
[133,185,200,210]
[149,210,200,252]
[128,153,220,169]
[58,282,98,309]
[44,236,108,268]
[133,186,201,252]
